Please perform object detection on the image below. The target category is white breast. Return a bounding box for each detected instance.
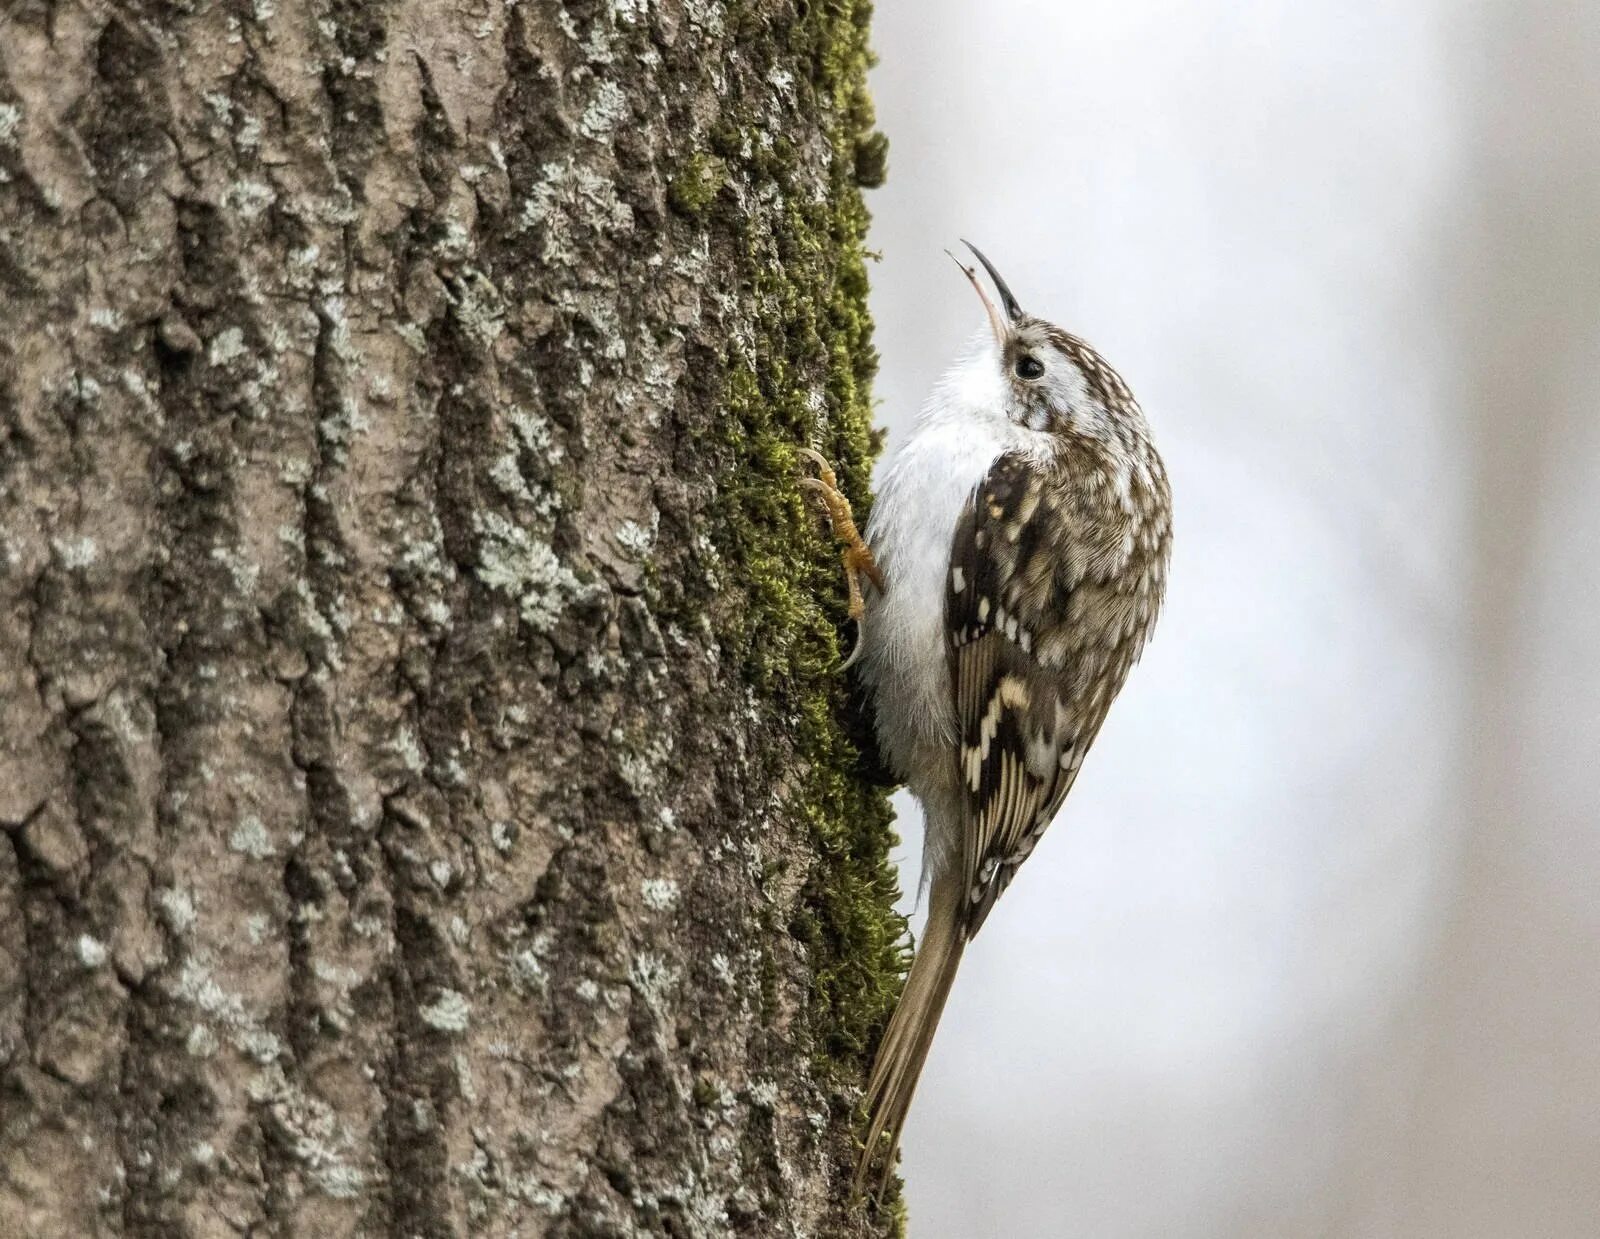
[859,332,1049,796]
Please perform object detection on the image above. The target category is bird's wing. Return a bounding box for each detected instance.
[947,451,1087,937]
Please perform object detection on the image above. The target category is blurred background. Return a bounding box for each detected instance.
[864,1,1600,1235]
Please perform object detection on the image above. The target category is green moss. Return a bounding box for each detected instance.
[668,153,727,218]
[853,131,889,190]
[690,0,907,1224]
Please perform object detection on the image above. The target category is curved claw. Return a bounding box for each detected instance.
[797,446,883,673]
[796,446,837,486]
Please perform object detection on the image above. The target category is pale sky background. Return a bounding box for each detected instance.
[864,2,1600,1235]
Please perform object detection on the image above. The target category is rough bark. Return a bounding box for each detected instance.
[0,1,903,1235]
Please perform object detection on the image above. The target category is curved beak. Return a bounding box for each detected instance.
[947,240,1024,346]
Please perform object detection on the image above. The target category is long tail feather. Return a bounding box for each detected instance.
[854,871,967,1200]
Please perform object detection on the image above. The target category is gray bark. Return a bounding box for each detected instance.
[0,1,901,1235]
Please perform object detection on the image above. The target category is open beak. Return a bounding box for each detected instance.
[947,240,1025,346]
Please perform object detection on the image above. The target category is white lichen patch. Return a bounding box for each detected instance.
[74,374,103,405]
[175,959,282,1064]
[422,597,452,627]
[391,318,426,353]
[447,270,505,346]
[488,449,534,504]
[510,948,547,992]
[53,536,99,568]
[317,393,370,459]
[473,511,580,632]
[419,989,471,1033]
[320,295,356,362]
[454,1052,476,1103]
[516,159,632,242]
[628,952,680,1016]
[0,104,20,144]
[186,1024,219,1058]
[352,915,385,938]
[641,351,680,408]
[615,509,658,557]
[436,213,472,257]
[640,877,679,911]
[229,814,274,859]
[614,728,674,799]
[77,934,108,968]
[509,404,562,463]
[683,0,725,38]
[157,886,197,933]
[312,960,361,995]
[225,178,276,221]
[210,544,260,597]
[393,726,426,774]
[649,1168,731,1231]
[292,579,343,669]
[580,20,615,64]
[208,327,246,366]
[578,297,627,361]
[120,368,151,400]
[507,1171,567,1215]
[278,455,313,487]
[258,1071,368,1199]
[578,80,628,140]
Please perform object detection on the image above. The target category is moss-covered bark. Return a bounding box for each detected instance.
[0,0,902,1235]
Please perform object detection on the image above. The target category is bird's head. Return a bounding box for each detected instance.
[952,241,1142,443]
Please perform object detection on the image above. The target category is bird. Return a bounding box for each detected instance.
[800,242,1173,1199]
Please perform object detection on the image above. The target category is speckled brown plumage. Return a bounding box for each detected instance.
[949,420,1170,934]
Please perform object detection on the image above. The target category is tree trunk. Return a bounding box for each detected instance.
[0,1,902,1235]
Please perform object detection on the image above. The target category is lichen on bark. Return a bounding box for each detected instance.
[0,0,904,1236]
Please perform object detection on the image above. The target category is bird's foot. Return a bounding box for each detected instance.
[798,448,883,667]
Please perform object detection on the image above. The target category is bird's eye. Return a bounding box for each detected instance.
[1014,355,1045,380]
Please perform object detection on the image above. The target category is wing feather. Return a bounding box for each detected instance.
[947,453,1084,936]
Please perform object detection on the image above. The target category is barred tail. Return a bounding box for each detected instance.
[854,870,967,1200]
